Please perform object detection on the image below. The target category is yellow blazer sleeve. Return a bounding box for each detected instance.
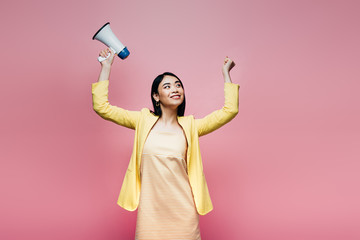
[92,80,140,129]
[195,82,240,136]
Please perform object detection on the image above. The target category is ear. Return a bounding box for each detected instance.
[152,92,159,102]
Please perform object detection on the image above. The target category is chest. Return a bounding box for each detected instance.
[143,130,187,158]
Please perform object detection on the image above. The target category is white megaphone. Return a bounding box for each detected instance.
[92,22,130,62]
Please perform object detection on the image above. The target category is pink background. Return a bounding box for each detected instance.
[1,0,359,239]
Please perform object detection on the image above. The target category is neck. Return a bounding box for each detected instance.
[159,107,178,125]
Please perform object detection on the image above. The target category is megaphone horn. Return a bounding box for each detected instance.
[93,22,130,61]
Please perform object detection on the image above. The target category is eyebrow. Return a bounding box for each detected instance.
[162,80,180,87]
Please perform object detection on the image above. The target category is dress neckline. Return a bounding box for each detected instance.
[151,129,183,134]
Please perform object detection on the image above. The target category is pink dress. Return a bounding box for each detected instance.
[135,129,201,240]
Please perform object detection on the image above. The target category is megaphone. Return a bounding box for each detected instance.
[92,22,130,62]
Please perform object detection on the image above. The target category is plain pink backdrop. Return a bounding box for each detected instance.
[1,0,359,239]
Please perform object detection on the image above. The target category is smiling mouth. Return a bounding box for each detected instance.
[170,95,181,99]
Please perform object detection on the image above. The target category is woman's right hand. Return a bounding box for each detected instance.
[99,48,115,67]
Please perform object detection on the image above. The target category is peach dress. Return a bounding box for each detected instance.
[135,129,201,240]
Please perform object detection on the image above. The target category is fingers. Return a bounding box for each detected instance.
[224,56,236,65]
[224,56,232,65]
[99,48,112,58]
[99,49,107,58]
[223,56,236,73]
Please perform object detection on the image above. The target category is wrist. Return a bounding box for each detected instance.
[101,64,112,70]
[222,70,230,76]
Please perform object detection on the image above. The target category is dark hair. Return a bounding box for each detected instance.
[151,72,186,117]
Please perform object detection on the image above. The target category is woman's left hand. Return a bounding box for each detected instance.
[222,56,235,75]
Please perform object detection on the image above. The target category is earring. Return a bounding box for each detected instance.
[156,101,160,107]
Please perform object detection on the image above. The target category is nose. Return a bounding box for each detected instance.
[171,86,179,93]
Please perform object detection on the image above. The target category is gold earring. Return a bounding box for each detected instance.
[156,101,160,106]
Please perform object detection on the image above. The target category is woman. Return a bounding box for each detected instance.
[92,48,239,239]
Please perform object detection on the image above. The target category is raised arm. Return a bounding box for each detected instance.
[195,57,239,136]
[92,48,140,129]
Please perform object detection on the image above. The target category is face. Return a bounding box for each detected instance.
[153,75,184,110]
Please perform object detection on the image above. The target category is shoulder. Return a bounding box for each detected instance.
[140,108,151,114]
[179,114,194,120]
[140,108,159,119]
[178,115,195,127]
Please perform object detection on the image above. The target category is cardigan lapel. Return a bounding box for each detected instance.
[177,116,192,167]
[177,116,191,145]
[136,110,159,169]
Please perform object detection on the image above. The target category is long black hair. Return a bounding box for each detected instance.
[151,72,186,117]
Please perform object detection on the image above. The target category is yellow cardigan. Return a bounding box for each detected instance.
[92,80,239,215]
